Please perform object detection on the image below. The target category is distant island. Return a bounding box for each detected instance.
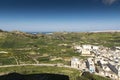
[91,30,120,33]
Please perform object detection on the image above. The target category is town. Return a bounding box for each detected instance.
[71,44,120,80]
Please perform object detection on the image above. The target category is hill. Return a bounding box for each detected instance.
[0,30,116,80]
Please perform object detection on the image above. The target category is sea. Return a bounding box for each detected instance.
[26,32,53,35]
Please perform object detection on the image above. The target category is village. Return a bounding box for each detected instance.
[71,45,120,80]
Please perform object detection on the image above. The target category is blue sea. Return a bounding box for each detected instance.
[27,32,53,34]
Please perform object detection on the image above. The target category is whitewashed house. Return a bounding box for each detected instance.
[102,64,111,72]
[71,58,81,68]
[82,45,92,50]
[92,46,99,50]
[71,58,86,70]
[86,58,95,73]
[81,49,91,55]
[116,47,120,50]
[74,45,82,50]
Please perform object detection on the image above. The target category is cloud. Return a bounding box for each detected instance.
[102,0,118,5]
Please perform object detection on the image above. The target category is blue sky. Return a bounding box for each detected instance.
[0,0,120,32]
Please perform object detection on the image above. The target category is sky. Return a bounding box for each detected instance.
[0,0,120,32]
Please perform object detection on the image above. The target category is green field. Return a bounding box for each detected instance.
[0,66,110,80]
[0,66,80,80]
[0,31,120,65]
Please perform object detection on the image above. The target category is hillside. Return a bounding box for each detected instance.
[0,30,117,80]
[0,30,120,65]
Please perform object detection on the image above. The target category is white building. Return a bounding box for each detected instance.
[100,58,108,65]
[86,58,95,73]
[71,58,80,68]
[102,64,111,72]
[82,45,92,50]
[116,47,120,50]
[81,49,91,55]
[74,45,82,50]
[92,46,99,50]
[71,58,86,70]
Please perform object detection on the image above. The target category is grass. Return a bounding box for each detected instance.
[0,66,110,80]
[0,32,120,65]
[0,66,80,80]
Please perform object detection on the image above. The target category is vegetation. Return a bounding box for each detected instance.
[77,72,110,80]
[0,31,120,65]
[0,66,110,80]
[0,66,80,80]
[0,30,118,80]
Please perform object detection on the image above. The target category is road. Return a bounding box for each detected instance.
[0,63,82,71]
[0,63,83,76]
